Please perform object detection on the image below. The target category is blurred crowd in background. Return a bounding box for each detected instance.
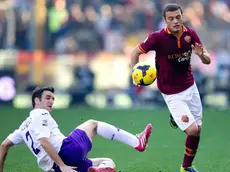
[3,0,230,51]
[0,0,229,108]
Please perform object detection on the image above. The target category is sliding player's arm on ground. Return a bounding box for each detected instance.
[130,32,158,68]
[0,139,14,172]
[39,137,66,167]
[0,129,24,172]
[35,113,65,167]
[36,113,76,171]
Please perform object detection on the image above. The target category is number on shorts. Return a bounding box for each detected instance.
[25,131,40,155]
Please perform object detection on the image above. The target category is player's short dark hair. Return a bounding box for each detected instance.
[163,3,183,18]
[32,87,55,108]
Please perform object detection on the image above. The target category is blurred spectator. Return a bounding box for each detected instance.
[95,4,112,49]
[48,0,69,48]
[104,4,126,53]
[0,9,7,49]
[3,0,228,54]
[68,65,95,105]
[13,0,33,50]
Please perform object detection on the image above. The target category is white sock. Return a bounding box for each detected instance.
[98,160,115,168]
[97,122,139,148]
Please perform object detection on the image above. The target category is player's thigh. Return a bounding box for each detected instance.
[163,94,195,131]
[78,158,93,172]
[189,86,203,127]
[76,119,98,141]
[53,136,86,171]
[90,158,115,168]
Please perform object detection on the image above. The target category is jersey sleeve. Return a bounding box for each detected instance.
[33,110,52,140]
[191,29,202,45]
[7,129,24,145]
[138,32,158,53]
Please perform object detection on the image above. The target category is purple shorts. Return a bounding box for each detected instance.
[53,129,93,172]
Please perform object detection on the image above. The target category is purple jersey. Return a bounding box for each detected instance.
[53,129,92,172]
[139,26,202,95]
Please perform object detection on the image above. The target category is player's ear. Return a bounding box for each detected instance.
[34,97,40,106]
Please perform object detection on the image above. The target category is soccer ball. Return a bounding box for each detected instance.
[132,62,157,86]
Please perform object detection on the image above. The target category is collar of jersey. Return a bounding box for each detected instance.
[164,25,187,34]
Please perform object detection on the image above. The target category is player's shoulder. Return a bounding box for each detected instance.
[30,109,50,117]
[148,29,165,38]
[153,28,165,35]
[185,26,198,35]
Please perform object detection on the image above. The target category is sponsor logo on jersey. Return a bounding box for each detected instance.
[42,120,48,126]
[168,50,192,63]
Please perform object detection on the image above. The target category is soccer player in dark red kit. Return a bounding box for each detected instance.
[130,3,211,172]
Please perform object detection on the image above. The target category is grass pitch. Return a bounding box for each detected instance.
[0,106,229,172]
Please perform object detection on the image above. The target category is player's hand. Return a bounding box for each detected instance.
[59,165,77,172]
[191,42,204,57]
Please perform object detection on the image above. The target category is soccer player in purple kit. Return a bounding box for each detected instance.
[130,3,211,172]
[0,87,152,172]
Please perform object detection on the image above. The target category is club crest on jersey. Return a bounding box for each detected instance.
[184,36,191,43]
[181,115,189,123]
[42,120,48,126]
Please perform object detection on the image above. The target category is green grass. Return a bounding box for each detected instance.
[0,107,230,172]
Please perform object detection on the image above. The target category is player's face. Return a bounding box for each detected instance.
[164,9,183,33]
[39,91,55,112]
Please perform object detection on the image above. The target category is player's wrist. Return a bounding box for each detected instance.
[59,161,65,166]
[59,164,67,169]
[199,52,204,57]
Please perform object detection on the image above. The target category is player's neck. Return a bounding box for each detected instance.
[171,30,183,38]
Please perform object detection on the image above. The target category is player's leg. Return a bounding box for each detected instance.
[90,158,116,168]
[52,134,89,172]
[180,84,203,172]
[162,88,200,172]
[76,119,152,152]
[87,158,116,172]
[180,122,200,172]
[162,93,195,132]
[169,113,178,129]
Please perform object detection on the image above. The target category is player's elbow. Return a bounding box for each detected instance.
[130,47,142,66]
[0,139,13,150]
[0,143,7,151]
[131,46,142,57]
[39,137,50,146]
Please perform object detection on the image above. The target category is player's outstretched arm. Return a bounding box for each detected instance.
[192,42,211,65]
[0,139,14,172]
[39,137,77,172]
[130,46,144,68]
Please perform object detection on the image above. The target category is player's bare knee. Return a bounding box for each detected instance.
[185,124,199,136]
[86,119,98,128]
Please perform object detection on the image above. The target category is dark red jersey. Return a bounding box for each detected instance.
[138,26,202,94]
